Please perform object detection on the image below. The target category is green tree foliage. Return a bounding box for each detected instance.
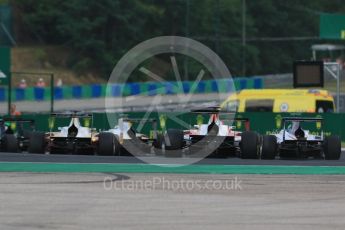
[11,0,345,80]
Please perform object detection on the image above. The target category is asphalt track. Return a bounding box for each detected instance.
[2,153,345,229]
[1,173,345,230]
[0,151,345,166]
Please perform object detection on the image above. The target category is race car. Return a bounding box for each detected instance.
[261,117,341,160]
[0,118,35,152]
[28,112,116,155]
[106,117,159,156]
[155,106,261,158]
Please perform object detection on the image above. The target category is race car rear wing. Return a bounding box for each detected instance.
[0,118,36,134]
[191,106,234,114]
[2,117,35,124]
[282,117,323,122]
[122,118,158,131]
[50,113,93,118]
[0,118,35,129]
[120,118,158,140]
[49,113,93,131]
[282,117,324,141]
[122,118,157,130]
[191,107,250,130]
[234,117,250,131]
[122,118,157,123]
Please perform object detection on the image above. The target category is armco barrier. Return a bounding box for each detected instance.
[0,77,263,101]
[253,77,263,89]
[130,83,140,95]
[182,81,190,93]
[110,84,122,97]
[34,87,45,101]
[238,78,247,90]
[148,83,157,96]
[197,81,205,93]
[211,80,218,92]
[91,84,102,98]
[10,112,345,141]
[164,82,175,94]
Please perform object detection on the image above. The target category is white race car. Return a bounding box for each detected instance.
[261,117,341,160]
[106,117,159,156]
[28,112,115,155]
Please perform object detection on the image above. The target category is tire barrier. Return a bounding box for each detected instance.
[72,86,82,99]
[15,88,25,101]
[54,87,63,100]
[91,84,102,98]
[0,77,263,102]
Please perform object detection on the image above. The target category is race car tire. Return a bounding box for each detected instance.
[165,129,184,150]
[3,134,18,153]
[261,135,277,160]
[28,132,46,154]
[98,132,116,156]
[164,129,183,157]
[153,133,164,155]
[113,136,121,156]
[240,131,259,159]
[153,133,163,149]
[324,135,341,160]
[0,139,4,152]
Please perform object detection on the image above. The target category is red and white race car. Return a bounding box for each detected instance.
[157,107,260,158]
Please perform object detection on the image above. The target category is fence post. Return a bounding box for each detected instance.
[7,72,11,115]
[50,73,54,113]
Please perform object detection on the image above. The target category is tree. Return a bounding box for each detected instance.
[11,0,345,79]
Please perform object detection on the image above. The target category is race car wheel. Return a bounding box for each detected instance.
[28,132,46,154]
[240,131,259,159]
[114,136,120,156]
[98,132,116,156]
[261,135,277,160]
[165,129,184,150]
[153,133,164,155]
[0,139,4,152]
[324,135,341,160]
[164,129,184,157]
[3,134,18,153]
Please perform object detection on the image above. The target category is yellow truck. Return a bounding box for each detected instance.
[222,89,335,113]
